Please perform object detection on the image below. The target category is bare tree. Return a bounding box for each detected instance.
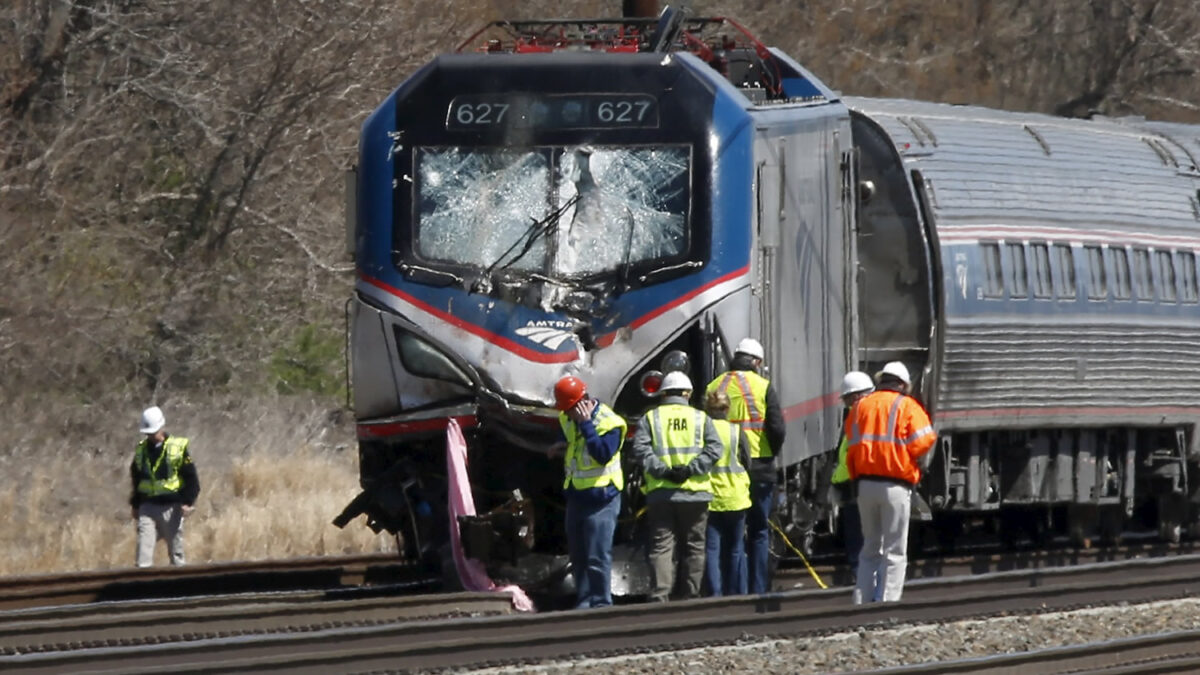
[697,0,1200,121]
[0,0,492,405]
[2,0,1198,417]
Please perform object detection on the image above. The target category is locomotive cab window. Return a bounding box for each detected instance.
[981,242,1004,297]
[1006,243,1028,298]
[1178,251,1199,303]
[1110,247,1132,300]
[1156,250,1178,302]
[1133,248,1154,300]
[1053,243,1076,299]
[1085,245,1107,299]
[1031,242,1052,298]
[412,145,691,280]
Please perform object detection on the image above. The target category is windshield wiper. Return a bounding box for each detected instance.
[639,260,703,285]
[399,263,464,287]
[615,206,636,295]
[480,194,581,281]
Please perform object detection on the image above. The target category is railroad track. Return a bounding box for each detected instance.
[0,589,512,654]
[4,554,1200,674]
[865,629,1200,674]
[780,538,1200,590]
[5,539,1189,613]
[0,553,428,611]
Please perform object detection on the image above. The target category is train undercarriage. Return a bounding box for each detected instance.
[337,410,1200,602]
[804,424,1200,564]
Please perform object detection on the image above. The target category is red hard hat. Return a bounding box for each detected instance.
[554,376,587,411]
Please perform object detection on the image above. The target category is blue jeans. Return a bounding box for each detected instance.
[566,493,621,608]
[704,509,747,596]
[747,481,775,594]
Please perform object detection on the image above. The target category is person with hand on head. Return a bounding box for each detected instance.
[630,371,723,601]
[831,371,874,595]
[846,361,936,603]
[702,389,752,596]
[706,337,786,594]
[130,406,200,567]
[553,375,626,609]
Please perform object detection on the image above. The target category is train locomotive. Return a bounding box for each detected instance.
[334,6,1200,593]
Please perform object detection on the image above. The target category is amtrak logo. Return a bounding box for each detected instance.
[515,321,576,350]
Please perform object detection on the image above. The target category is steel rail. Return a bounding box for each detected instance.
[0,590,506,653]
[4,553,1200,674]
[780,539,1198,589]
[862,629,1200,674]
[0,553,416,611]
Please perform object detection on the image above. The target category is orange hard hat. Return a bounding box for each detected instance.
[554,375,587,411]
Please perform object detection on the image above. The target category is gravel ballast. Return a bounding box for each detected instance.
[464,597,1200,674]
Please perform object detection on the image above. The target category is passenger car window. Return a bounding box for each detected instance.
[1157,250,1177,302]
[1133,248,1153,300]
[1031,243,1052,298]
[1053,244,1076,299]
[1006,243,1027,298]
[1085,245,1106,299]
[981,242,1003,297]
[1110,247,1132,300]
[1178,251,1198,303]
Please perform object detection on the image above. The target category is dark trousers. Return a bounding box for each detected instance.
[704,508,747,596]
[566,493,621,608]
[746,480,775,594]
[646,500,709,601]
[841,501,863,579]
[833,481,863,582]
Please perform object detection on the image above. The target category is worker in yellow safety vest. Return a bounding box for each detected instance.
[706,337,786,594]
[702,389,752,596]
[830,370,874,596]
[630,371,723,601]
[130,406,200,567]
[553,375,626,609]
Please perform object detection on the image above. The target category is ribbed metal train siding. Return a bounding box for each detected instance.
[846,97,1200,430]
[939,321,1200,428]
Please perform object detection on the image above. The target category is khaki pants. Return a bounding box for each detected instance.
[137,502,186,567]
[646,501,709,601]
[855,478,911,603]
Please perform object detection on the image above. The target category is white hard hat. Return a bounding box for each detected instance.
[875,361,911,386]
[139,406,166,434]
[661,371,693,392]
[734,338,764,360]
[841,371,874,396]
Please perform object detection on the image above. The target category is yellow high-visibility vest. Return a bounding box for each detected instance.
[707,370,772,459]
[642,404,713,494]
[134,436,189,497]
[708,418,751,512]
[560,403,626,491]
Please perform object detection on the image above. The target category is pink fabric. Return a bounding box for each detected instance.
[446,418,536,612]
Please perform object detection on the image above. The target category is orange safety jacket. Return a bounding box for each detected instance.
[845,390,936,486]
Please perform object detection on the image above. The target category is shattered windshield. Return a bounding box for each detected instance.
[414,145,690,278]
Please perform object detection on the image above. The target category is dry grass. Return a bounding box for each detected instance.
[0,395,394,576]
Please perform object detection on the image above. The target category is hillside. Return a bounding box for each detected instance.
[2,0,1199,573]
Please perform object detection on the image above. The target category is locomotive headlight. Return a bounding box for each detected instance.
[394,329,473,388]
[660,350,691,376]
[640,371,664,396]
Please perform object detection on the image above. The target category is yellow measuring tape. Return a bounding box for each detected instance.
[769,518,828,589]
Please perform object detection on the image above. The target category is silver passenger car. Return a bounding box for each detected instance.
[848,97,1200,542]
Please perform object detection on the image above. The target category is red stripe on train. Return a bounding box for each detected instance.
[357,415,479,439]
